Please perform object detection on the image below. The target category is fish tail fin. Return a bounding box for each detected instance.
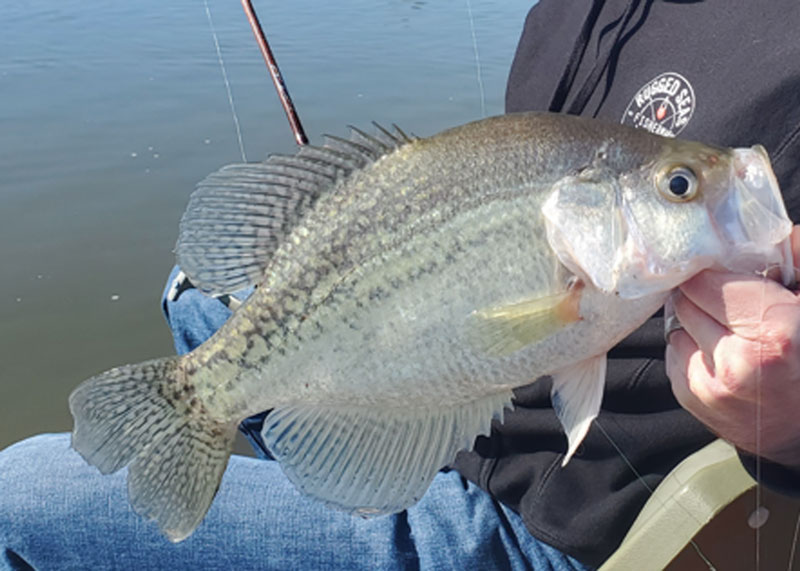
[68,356,237,542]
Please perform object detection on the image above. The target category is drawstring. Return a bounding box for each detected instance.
[566,0,643,116]
[549,0,642,116]
[548,0,606,113]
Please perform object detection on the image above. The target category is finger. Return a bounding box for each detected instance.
[792,225,800,270]
[679,271,791,334]
[664,331,708,424]
[665,332,715,415]
[671,290,729,359]
[666,331,745,427]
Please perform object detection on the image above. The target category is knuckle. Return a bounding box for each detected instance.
[759,325,800,370]
[712,352,753,400]
[769,326,797,355]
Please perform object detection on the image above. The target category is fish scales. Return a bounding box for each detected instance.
[188,116,654,410]
[68,112,793,541]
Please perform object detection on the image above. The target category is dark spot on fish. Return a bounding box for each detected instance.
[369,287,388,302]
[466,234,489,249]
[288,288,307,302]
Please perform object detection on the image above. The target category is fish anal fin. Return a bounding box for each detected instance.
[550,354,607,466]
[469,280,584,357]
[261,391,513,515]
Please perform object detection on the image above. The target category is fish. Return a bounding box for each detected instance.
[68,112,793,542]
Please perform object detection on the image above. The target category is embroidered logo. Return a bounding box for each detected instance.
[621,72,695,138]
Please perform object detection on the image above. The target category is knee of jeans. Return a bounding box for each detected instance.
[0,433,70,477]
[0,434,96,569]
[0,434,91,526]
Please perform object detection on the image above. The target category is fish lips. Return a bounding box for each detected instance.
[619,146,794,296]
[712,145,794,287]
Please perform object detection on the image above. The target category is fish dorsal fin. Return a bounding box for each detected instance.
[176,124,412,295]
[261,391,512,516]
[550,354,607,466]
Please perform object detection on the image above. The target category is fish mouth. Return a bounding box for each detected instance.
[713,145,794,286]
[541,144,793,301]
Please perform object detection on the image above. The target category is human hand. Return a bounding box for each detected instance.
[665,226,800,469]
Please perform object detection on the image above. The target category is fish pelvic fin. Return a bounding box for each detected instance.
[68,356,237,542]
[550,354,607,467]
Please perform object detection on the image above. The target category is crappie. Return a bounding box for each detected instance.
[69,112,792,541]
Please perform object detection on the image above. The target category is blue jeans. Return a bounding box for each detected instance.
[0,267,590,570]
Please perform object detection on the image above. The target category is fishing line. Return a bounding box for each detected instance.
[203,0,248,162]
[464,0,486,117]
[755,271,766,571]
[752,259,791,570]
[594,420,654,495]
[789,508,800,570]
[594,419,717,569]
[750,260,794,570]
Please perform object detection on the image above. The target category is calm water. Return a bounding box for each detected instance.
[0,0,534,450]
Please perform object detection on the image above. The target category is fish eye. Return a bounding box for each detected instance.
[658,166,698,202]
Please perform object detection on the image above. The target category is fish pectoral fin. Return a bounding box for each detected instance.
[467,281,583,357]
[550,354,607,466]
[176,125,413,296]
[261,391,513,516]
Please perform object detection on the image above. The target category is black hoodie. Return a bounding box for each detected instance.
[453,0,800,566]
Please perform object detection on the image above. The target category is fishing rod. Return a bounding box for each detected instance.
[240,0,309,146]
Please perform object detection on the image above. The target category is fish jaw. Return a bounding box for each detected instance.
[712,145,794,285]
[543,143,794,300]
